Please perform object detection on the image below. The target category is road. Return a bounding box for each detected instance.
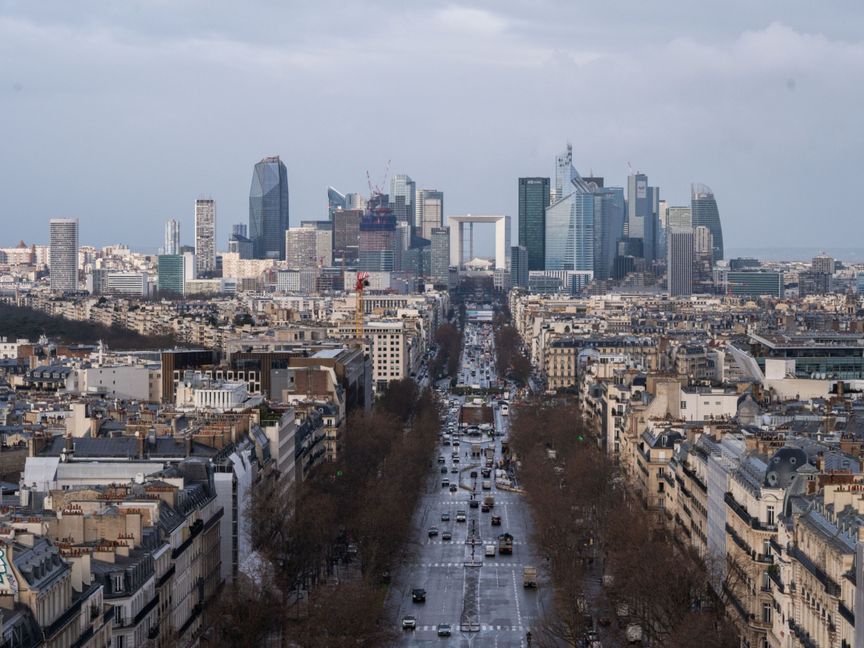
[388,318,550,647]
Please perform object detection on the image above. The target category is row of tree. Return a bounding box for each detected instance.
[429,322,462,380]
[207,379,441,647]
[0,302,177,350]
[509,399,739,648]
[493,323,532,385]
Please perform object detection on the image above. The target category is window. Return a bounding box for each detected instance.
[113,574,124,592]
[114,605,123,625]
[766,506,775,526]
[680,401,687,409]
[762,603,772,624]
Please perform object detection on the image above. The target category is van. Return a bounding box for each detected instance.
[484,544,496,557]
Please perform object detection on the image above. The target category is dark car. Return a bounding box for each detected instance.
[428,527,439,537]
[449,484,458,492]
[491,515,502,526]
[412,588,426,603]
[470,470,478,478]
[469,500,479,509]
[481,504,490,513]
[441,512,450,522]
[442,531,452,541]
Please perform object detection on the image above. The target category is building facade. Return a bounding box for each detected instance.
[416,189,444,240]
[691,183,724,263]
[164,219,180,255]
[249,156,290,260]
[195,199,216,275]
[667,227,694,296]
[50,218,79,292]
[518,177,551,272]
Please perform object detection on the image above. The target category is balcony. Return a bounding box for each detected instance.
[839,601,855,626]
[789,545,841,597]
[724,492,776,532]
[682,464,707,493]
[767,566,785,594]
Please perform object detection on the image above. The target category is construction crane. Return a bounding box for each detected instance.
[355,271,370,338]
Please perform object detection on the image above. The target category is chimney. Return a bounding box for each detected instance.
[136,432,145,460]
[65,434,73,453]
[185,434,192,456]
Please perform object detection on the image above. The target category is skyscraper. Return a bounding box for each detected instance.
[667,206,692,230]
[358,212,398,272]
[285,227,319,270]
[194,199,216,275]
[157,254,187,295]
[249,156,290,260]
[416,189,444,240]
[667,228,693,296]
[333,209,363,266]
[49,218,79,292]
[518,177,550,271]
[327,186,346,219]
[510,245,529,288]
[691,183,724,263]
[430,227,450,285]
[389,175,416,227]
[545,146,594,273]
[626,173,661,265]
[164,219,180,255]
[592,187,625,280]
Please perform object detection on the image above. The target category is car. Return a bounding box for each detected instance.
[412,588,426,603]
[449,484,458,492]
[469,500,479,509]
[456,510,466,522]
[482,480,492,490]
[402,615,416,630]
[441,512,450,522]
[481,468,491,478]
[453,457,460,464]
[428,527,439,537]
[437,624,452,637]
[481,504,490,513]
[440,466,448,474]
[441,478,450,487]
[437,456,445,463]
[470,470,477,478]
[442,531,452,541]
[451,467,458,473]
[491,515,502,526]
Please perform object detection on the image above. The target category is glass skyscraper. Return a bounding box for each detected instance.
[691,183,724,264]
[389,174,416,227]
[327,186,346,219]
[249,156,290,260]
[416,189,444,240]
[592,187,625,280]
[518,177,550,271]
[626,173,660,264]
[164,219,180,255]
[545,146,594,273]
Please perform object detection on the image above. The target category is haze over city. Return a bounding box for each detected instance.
[2,1,863,250]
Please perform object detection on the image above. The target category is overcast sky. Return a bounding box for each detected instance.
[1,1,862,254]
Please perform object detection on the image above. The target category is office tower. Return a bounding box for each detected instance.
[164,219,180,255]
[232,224,247,238]
[518,177,551,272]
[693,225,714,291]
[725,271,784,297]
[667,206,692,230]
[157,255,185,295]
[333,209,363,266]
[667,228,693,296]
[693,226,713,258]
[228,225,252,259]
[545,145,594,273]
[194,199,216,275]
[430,227,450,284]
[49,218,79,292]
[286,225,332,269]
[249,156,290,259]
[416,189,444,240]
[328,186,346,219]
[358,212,398,272]
[812,255,836,275]
[510,245,529,288]
[389,175,416,227]
[592,187,625,280]
[582,176,604,188]
[626,173,660,264]
[691,183,724,263]
[345,193,366,211]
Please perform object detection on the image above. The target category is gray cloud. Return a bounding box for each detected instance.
[1,1,862,253]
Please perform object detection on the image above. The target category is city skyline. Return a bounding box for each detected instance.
[2,3,862,252]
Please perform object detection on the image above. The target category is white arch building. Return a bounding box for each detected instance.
[447,214,511,270]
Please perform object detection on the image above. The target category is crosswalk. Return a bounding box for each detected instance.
[414,562,525,568]
[426,539,525,545]
[414,624,526,633]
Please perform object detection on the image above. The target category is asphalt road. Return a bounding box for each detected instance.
[388,321,550,647]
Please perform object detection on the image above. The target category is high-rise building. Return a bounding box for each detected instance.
[510,245,529,288]
[164,219,180,255]
[333,209,363,266]
[667,206,692,230]
[725,271,783,297]
[328,186,346,219]
[626,173,660,265]
[228,223,252,260]
[286,225,332,269]
[249,156,290,260]
[232,224,247,238]
[518,177,550,272]
[691,183,724,263]
[49,218,79,292]
[416,189,444,240]
[545,146,594,274]
[157,255,185,295]
[593,187,625,281]
[812,254,836,275]
[667,228,693,297]
[430,227,450,285]
[389,175,416,227]
[358,212,398,272]
[194,199,216,275]
[345,193,366,211]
